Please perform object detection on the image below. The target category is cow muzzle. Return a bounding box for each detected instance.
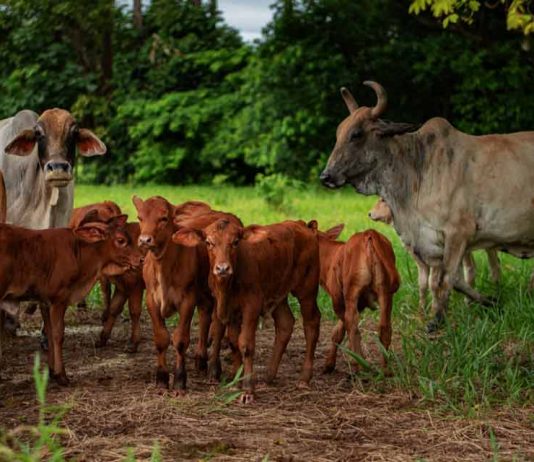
[320,169,345,189]
[214,262,232,278]
[44,161,73,186]
[138,234,155,250]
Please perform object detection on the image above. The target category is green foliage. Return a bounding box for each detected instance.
[0,0,532,184]
[409,0,534,34]
[0,354,69,461]
[255,173,303,211]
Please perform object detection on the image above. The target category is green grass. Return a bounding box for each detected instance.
[76,184,534,414]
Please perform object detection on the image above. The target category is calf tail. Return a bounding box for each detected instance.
[0,169,6,223]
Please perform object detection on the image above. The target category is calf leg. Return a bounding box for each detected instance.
[207,315,224,382]
[295,295,321,388]
[463,252,476,288]
[227,321,243,378]
[377,290,393,374]
[195,304,211,372]
[344,289,363,373]
[413,254,430,316]
[486,249,500,284]
[50,303,69,385]
[97,291,127,348]
[100,277,113,323]
[238,308,259,404]
[146,296,170,389]
[323,319,345,374]
[171,296,196,394]
[126,284,143,353]
[265,300,294,384]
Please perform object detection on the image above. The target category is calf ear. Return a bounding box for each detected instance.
[132,195,143,211]
[172,228,204,247]
[74,223,108,243]
[5,129,36,156]
[77,129,107,157]
[78,209,101,227]
[110,214,128,227]
[242,227,269,244]
[325,224,344,240]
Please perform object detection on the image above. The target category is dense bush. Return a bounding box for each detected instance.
[0,0,532,184]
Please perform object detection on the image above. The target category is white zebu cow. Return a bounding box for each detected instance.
[321,81,534,331]
[0,108,106,350]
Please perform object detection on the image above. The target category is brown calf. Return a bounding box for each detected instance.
[70,202,146,353]
[133,196,222,393]
[0,210,143,384]
[310,222,399,374]
[173,219,321,404]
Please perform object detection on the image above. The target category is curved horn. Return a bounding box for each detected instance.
[363,81,387,119]
[340,87,358,114]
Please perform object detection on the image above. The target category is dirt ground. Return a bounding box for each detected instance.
[1,309,533,462]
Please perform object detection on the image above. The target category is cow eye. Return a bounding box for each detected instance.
[160,217,168,223]
[350,130,362,142]
[232,239,240,247]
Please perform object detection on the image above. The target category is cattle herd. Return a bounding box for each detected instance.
[0,81,532,402]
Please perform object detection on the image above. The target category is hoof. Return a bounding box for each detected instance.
[155,369,170,389]
[52,372,70,386]
[101,310,110,323]
[322,363,335,375]
[207,361,222,383]
[195,355,208,372]
[240,391,255,405]
[170,388,187,398]
[125,341,138,354]
[39,335,49,352]
[426,319,443,334]
[95,337,108,348]
[296,380,311,390]
[264,373,276,385]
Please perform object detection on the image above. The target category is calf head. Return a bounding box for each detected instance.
[74,211,144,277]
[172,219,267,321]
[5,109,106,187]
[320,81,419,195]
[368,198,393,224]
[133,195,175,256]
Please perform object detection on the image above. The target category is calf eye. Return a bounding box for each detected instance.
[116,237,127,247]
[206,240,214,249]
[232,239,240,247]
[350,130,362,142]
[160,217,168,223]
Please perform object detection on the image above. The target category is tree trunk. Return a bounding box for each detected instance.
[100,0,114,96]
[133,0,143,30]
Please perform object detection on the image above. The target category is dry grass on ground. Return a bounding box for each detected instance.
[1,310,533,461]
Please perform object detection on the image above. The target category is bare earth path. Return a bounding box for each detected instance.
[1,310,533,461]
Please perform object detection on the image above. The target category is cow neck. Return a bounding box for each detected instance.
[317,237,344,290]
[74,238,108,282]
[209,272,233,323]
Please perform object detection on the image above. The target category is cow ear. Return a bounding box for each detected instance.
[307,220,318,231]
[172,228,204,247]
[77,128,106,157]
[325,224,344,240]
[74,223,108,243]
[5,129,36,156]
[132,195,143,212]
[78,209,101,227]
[242,227,269,244]
[111,214,128,227]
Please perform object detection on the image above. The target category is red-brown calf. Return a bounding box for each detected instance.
[70,202,146,353]
[133,196,221,393]
[0,211,143,384]
[173,219,321,404]
[309,222,400,374]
